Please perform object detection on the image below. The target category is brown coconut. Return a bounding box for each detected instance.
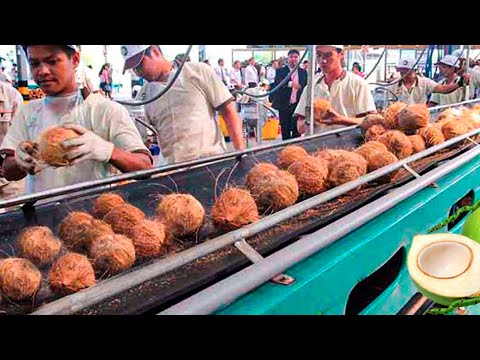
[360,114,386,134]
[368,151,399,183]
[328,152,368,187]
[397,104,430,134]
[383,102,407,129]
[365,124,387,142]
[211,188,260,232]
[437,107,462,121]
[245,163,278,190]
[129,220,167,259]
[246,166,299,212]
[38,126,80,167]
[314,98,331,122]
[89,234,136,275]
[0,258,41,302]
[416,126,445,148]
[91,192,126,219]
[156,194,205,238]
[17,226,62,268]
[377,130,413,160]
[287,156,329,197]
[314,149,352,165]
[59,212,114,252]
[277,145,308,170]
[103,204,146,237]
[408,135,427,154]
[48,253,95,295]
[355,141,389,158]
[442,120,470,140]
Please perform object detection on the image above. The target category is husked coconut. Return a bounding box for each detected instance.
[355,141,388,158]
[245,163,278,190]
[377,130,413,160]
[442,121,470,140]
[103,204,146,237]
[156,194,205,238]
[0,258,41,301]
[416,126,445,148]
[38,126,80,167]
[277,145,308,169]
[360,114,386,134]
[398,104,430,134]
[313,99,331,122]
[365,124,387,142]
[128,220,167,259]
[383,102,407,129]
[91,193,126,219]
[328,152,368,187]
[211,188,260,231]
[408,135,426,153]
[368,151,399,183]
[17,226,62,268]
[89,234,136,275]
[314,149,351,165]
[287,156,329,196]
[48,253,95,295]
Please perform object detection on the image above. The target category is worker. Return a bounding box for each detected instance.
[295,45,377,132]
[0,45,152,195]
[428,55,466,107]
[384,57,466,105]
[453,49,480,99]
[120,45,245,164]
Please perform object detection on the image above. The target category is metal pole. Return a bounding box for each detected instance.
[464,45,471,101]
[103,45,108,64]
[384,47,388,82]
[16,45,29,102]
[304,45,315,136]
[160,144,480,315]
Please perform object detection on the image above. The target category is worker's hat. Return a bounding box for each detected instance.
[120,45,151,74]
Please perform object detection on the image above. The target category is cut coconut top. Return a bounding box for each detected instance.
[407,234,480,299]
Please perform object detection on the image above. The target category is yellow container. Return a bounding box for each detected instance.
[218,115,229,137]
[262,118,279,140]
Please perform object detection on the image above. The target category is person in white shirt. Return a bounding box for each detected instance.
[230,60,244,90]
[428,55,468,107]
[0,67,12,85]
[295,45,377,133]
[385,58,465,105]
[1,45,152,195]
[244,57,259,88]
[214,58,230,87]
[266,59,278,87]
[121,45,246,164]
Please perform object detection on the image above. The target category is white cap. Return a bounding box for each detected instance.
[436,54,460,68]
[120,45,151,73]
[452,49,466,59]
[396,58,417,70]
[317,45,344,50]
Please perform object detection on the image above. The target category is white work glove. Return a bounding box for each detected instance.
[61,124,115,165]
[15,141,41,175]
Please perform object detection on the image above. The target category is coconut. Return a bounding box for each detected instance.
[129,220,167,259]
[287,156,329,197]
[397,104,430,134]
[368,151,399,183]
[328,152,368,187]
[48,253,95,295]
[246,166,299,212]
[360,114,386,134]
[461,108,480,127]
[314,149,352,165]
[383,102,407,129]
[91,192,126,219]
[355,141,388,159]
[38,126,80,167]
[156,194,205,238]
[408,135,426,154]
[365,124,387,142]
[437,107,462,121]
[313,99,331,122]
[211,188,260,232]
[416,126,445,148]
[377,130,413,160]
[59,212,114,252]
[89,234,136,275]
[103,204,146,237]
[277,145,308,170]
[407,233,480,306]
[17,226,62,268]
[442,120,470,140]
[0,258,41,302]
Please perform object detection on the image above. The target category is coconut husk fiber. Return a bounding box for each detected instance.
[0,258,41,302]
[287,156,329,197]
[17,226,62,268]
[91,192,126,219]
[38,126,80,167]
[48,253,96,295]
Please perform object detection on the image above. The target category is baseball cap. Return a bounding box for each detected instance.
[396,58,417,70]
[316,45,344,50]
[452,49,466,59]
[121,45,151,74]
[436,54,460,68]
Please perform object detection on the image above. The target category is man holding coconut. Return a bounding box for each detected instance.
[0,45,152,195]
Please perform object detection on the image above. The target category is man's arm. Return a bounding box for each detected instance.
[109,149,152,172]
[219,101,246,151]
[3,155,28,181]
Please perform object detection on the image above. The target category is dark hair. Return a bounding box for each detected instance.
[218,58,224,64]
[352,62,361,71]
[302,60,309,64]
[288,49,300,56]
[22,45,76,58]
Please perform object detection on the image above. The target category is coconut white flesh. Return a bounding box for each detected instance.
[407,234,480,302]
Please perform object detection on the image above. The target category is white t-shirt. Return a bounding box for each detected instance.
[0,72,12,84]
[469,68,480,89]
[244,65,259,85]
[0,82,24,123]
[266,67,276,84]
[385,76,438,105]
[230,68,243,87]
[430,77,470,105]
[295,71,376,118]
[1,92,148,194]
[137,62,233,164]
